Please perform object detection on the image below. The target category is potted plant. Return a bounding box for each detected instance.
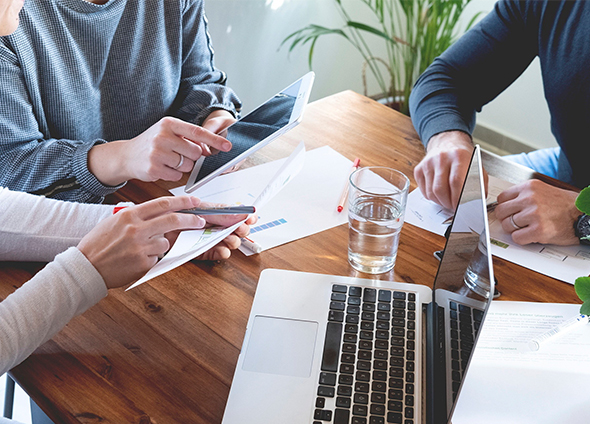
[574,187,590,314]
[282,0,482,115]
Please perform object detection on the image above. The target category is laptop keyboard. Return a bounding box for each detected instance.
[314,284,417,424]
[448,300,483,402]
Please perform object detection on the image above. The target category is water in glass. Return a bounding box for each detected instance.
[348,195,404,274]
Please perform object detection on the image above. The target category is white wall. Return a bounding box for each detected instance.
[205,0,555,150]
[206,0,374,115]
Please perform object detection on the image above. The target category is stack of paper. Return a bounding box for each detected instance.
[453,301,590,423]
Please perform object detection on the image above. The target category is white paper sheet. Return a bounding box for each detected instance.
[453,301,590,424]
[171,145,351,256]
[125,142,306,290]
[405,175,590,284]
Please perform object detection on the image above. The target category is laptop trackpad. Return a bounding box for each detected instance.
[242,316,318,378]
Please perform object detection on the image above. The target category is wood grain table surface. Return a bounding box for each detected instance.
[0,90,580,423]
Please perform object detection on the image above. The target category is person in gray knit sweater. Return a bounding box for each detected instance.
[0,0,242,204]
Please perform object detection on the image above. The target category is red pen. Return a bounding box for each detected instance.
[337,158,361,213]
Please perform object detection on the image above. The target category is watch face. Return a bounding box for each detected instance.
[577,215,590,244]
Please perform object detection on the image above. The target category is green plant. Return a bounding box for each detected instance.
[282,0,481,115]
[575,187,590,314]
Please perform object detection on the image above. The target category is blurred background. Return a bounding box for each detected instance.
[206,0,556,154]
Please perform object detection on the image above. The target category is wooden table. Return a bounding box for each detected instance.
[0,91,580,423]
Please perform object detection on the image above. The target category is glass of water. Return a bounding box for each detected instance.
[347,167,410,274]
[463,231,492,298]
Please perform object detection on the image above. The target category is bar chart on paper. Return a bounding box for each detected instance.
[249,218,288,234]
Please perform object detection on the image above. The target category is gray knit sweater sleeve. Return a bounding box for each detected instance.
[0,0,241,204]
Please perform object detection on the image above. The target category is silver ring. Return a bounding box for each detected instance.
[173,154,184,170]
[510,214,524,230]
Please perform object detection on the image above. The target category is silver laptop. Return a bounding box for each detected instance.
[223,146,494,424]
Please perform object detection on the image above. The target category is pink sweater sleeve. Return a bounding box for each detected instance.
[0,247,107,375]
[0,187,115,261]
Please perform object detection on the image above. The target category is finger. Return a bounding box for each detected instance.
[448,164,468,210]
[145,236,171,257]
[165,153,195,174]
[482,168,490,199]
[431,166,453,210]
[198,142,212,156]
[198,244,232,261]
[245,214,258,225]
[133,196,202,221]
[509,226,536,245]
[231,223,251,239]
[497,186,521,204]
[420,165,437,204]
[414,166,426,196]
[494,197,524,221]
[152,165,185,183]
[210,244,232,260]
[204,116,236,134]
[165,117,232,152]
[204,214,248,228]
[221,234,242,250]
[146,211,207,236]
[169,137,203,162]
[500,211,527,234]
[178,157,195,173]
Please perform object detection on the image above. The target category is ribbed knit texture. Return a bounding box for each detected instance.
[0,0,241,203]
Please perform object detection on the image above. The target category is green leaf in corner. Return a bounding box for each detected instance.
[574,276,590,301]
[575,186,590,215]
[580,299,590,315]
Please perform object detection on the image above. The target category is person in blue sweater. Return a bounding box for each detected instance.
[0,0,241,204]
[409,0,589,247]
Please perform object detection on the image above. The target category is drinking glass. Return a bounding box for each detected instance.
[347,167,410,274]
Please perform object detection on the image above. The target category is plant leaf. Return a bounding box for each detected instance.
[575,186,590,214]
[575,276,590,301]
[346,21,395,44]
[580,299,590,315]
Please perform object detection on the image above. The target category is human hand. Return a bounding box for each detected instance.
[88,117,232,186]
[200,109,237,155]
[77,196,207,289]
[195,204,258,261]
[495,179,580,245]
[414,131,488,210]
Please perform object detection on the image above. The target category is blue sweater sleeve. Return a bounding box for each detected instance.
[409,0,539,147]
[0,41,123,203]
[173,0,242,125]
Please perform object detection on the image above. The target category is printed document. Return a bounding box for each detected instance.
[453,301,590,424]
[405,175,590,284]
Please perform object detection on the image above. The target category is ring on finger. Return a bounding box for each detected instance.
[510,214,524,230]
[173,154,184,170]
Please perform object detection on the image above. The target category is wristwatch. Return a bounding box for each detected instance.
[574,214,590,245]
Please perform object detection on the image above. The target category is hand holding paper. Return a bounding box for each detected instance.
[126,142,306,290]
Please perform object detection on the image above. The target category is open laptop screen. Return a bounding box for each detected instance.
[427,146,495,424]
